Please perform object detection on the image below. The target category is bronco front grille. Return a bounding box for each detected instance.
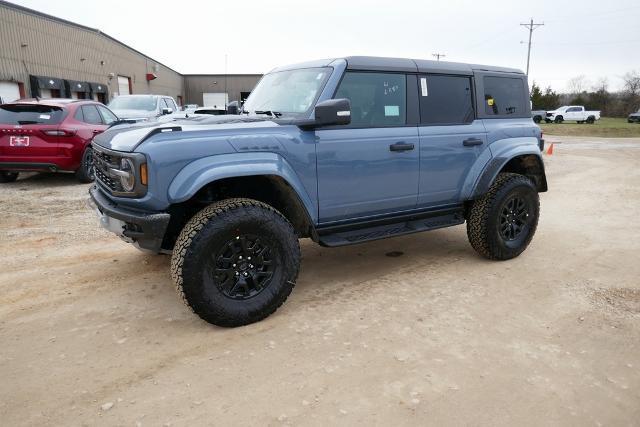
[92,146,125,193]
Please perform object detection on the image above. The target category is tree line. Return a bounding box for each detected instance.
[530,71,640,117]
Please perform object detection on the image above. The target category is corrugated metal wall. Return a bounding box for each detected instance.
[0,2,183,101]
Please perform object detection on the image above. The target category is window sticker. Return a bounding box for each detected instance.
[420,77,428,96]
[384,105,400,116]
[39,114,51,119]
[487,98,495,106]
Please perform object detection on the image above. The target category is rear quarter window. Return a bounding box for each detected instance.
[0,104,65,125]
[483,76,527,116]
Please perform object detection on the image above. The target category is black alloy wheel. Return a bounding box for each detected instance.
[211,234,275,300]
[499,195,531,242]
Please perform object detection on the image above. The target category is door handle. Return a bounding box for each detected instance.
[463,138,483,147]
[389,142,415,152]
[92,129,103,134]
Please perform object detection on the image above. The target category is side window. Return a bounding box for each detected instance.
[161,98,172,111]
[334,72,406,127]
[97,106,118,125]
[167,99,178,111]
[483,76,526,116]
[74,107,84,122]
[419,75,474,125]
[81,105,102,125]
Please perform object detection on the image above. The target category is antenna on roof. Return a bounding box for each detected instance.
[432,53,446,61]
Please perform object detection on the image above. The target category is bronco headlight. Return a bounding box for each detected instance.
[119,158,136,192]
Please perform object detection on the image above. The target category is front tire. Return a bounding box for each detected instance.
[75,146,95,183]
[554,116,564,123]
[170,198,301,327]
[467,173,540,260]
[0,171,19,183]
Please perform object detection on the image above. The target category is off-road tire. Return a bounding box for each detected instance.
[75,146,95,183]
[467,173,540,260]
[0,171,19,183]
[170,198,301,327]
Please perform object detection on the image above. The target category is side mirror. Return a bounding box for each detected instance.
[227,101,239,115]
[313,98,351,127]
[161,108,172,115]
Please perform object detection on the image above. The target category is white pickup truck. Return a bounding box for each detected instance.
[545,106,601,124]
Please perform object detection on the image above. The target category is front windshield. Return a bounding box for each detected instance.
[108,96,158,112]
[243,67,332,116]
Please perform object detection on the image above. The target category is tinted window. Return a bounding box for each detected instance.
[97,106,118,124]
[82,105,102,125]
[335,72,406,127]
[74,107,84,122]
[483,76,526,116]
[419,75,474,125]
[0,105,65,125]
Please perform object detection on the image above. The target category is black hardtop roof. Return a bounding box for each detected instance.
[271,56,524,75]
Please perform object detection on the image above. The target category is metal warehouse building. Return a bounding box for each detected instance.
[0,0,261,106]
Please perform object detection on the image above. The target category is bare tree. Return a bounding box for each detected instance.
[592,77,609,93]
[621,70,640,97]
[566,75,589,95]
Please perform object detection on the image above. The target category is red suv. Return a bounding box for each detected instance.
[0,99,118,183]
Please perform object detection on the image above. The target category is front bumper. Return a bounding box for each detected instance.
[88,185,170,253]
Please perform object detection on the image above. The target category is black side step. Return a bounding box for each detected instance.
[317,209,465,247]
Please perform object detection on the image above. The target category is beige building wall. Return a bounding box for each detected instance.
[0,1,184,103]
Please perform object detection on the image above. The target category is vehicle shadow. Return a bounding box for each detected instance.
[9,172,87,188]
[294,226,476,293]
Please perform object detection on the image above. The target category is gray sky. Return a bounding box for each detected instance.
[12,0,640,92]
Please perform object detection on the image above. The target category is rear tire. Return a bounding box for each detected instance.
[586,116,595,124]
[0,171,19,183]
[75,146,95,183]
[467,173,540,260]
[171,198,301,327]
[533,116,541,124]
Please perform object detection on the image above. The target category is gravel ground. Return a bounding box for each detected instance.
[1,136,639,426]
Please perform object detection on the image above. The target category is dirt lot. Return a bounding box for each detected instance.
[1,136,639,426]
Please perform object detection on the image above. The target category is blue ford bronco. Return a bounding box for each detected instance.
[89,56,547,327]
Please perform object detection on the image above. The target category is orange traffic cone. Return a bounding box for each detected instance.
[546,143,554,155]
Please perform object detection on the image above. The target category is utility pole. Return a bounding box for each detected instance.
[224,54,228,107]
[520,18,544,76]
[432,53,446,61]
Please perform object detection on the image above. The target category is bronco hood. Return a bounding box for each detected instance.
[92,115,276,152]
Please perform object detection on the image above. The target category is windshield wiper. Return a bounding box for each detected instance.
[17,120,40,125]
[254,110,282,118]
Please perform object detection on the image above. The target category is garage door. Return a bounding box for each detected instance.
[202,93,228,110]
[117,76,131,96]
[0,81,21,103]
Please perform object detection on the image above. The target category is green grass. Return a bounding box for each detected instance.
[539,117,640,138]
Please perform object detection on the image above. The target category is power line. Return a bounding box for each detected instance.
[520,18,544,76]
[432,53,446,61]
